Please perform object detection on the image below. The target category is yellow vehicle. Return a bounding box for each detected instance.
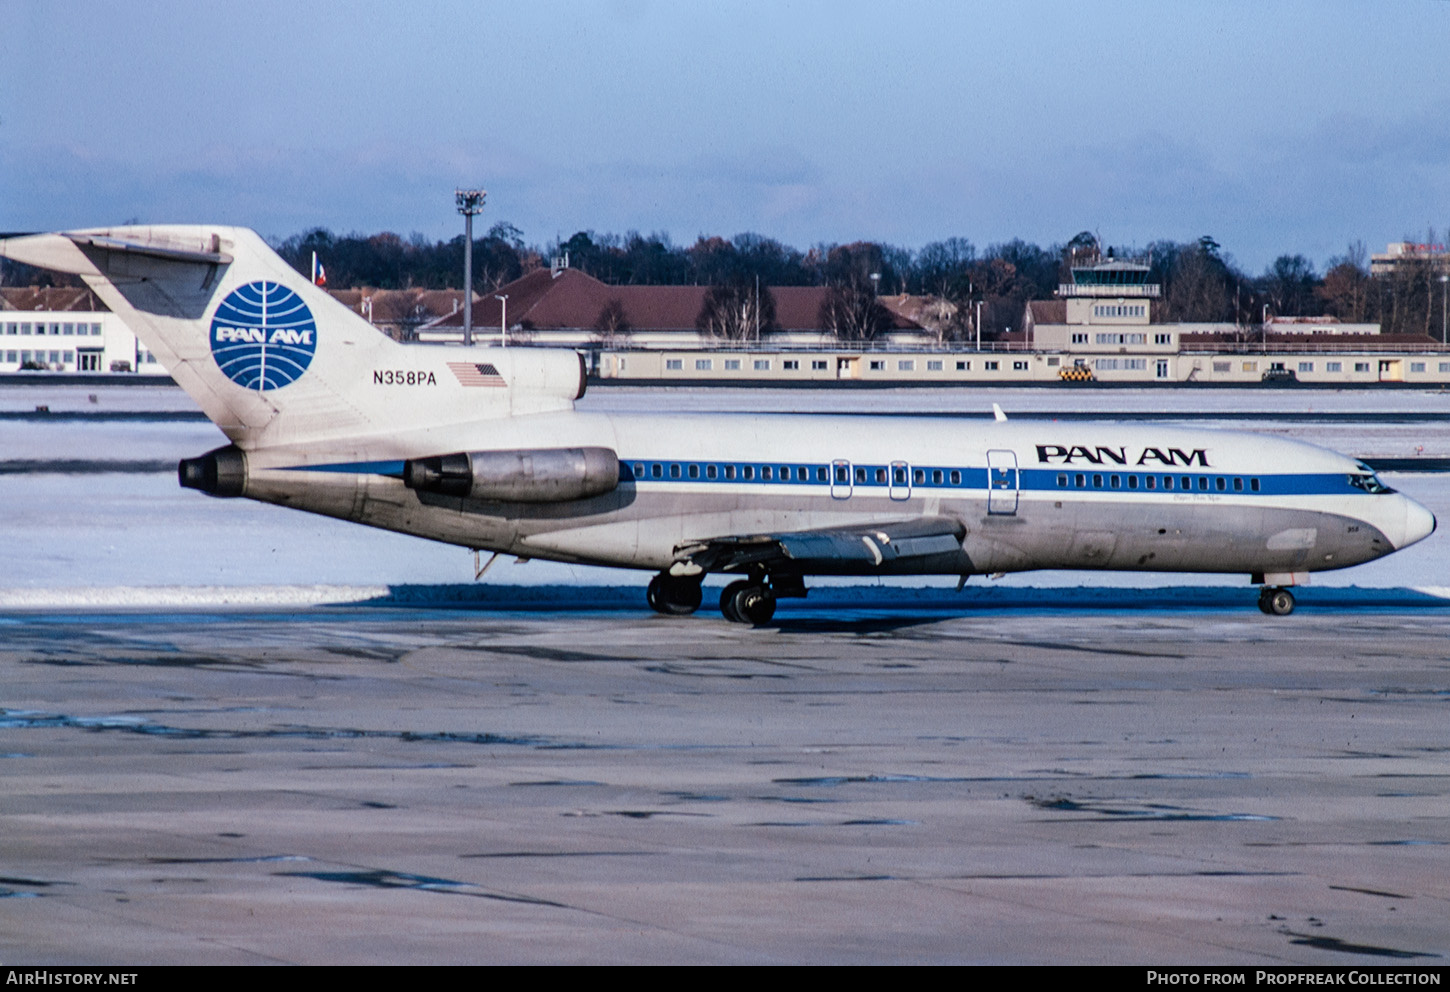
[1059,364,1095,382]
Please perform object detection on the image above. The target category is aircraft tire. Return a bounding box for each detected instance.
[647,573,702,615]
[1265,587,1295,616]
[720,581,751,623]
[730,583,776,626]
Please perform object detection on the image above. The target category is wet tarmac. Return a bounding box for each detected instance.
[2,606,1448,964]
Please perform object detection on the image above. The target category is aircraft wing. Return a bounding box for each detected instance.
[673,516,967,575]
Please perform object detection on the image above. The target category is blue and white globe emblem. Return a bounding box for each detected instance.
[209,281,317,390]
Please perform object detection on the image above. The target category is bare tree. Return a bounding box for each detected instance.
[1317,243,1372,323]
[1160,237,1237,322]
[696,282,776,341]
[1261,254,1318,317]
[593,298,631,345]
[818,283,892,342]
[914,237,976,298]
[816,243,894,342]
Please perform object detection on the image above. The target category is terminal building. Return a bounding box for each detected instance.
[588,256,1448,385]
[0,287,160,373]
[1016,255,1425,385]
[5,252,1448,385]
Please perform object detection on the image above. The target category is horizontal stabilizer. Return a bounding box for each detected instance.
[68,233,234,266]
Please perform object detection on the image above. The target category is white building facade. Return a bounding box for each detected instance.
[0,310,161,373]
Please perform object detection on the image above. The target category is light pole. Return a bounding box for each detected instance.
[495,294,509,347]
[754,273,761,341]
[455,188,486,346]
[1440,274,1448,346]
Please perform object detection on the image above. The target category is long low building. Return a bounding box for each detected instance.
[6,279,1449,387]
[594,344,1450,385]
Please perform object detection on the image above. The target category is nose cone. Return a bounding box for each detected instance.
[1395,495,1437,550]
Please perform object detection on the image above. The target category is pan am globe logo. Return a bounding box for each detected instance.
[210,281,317,390]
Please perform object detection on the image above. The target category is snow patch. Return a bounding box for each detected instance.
[0,585,388,608]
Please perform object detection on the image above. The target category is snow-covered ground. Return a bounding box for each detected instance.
[8,381,1450,416]
[1,384,1447,607]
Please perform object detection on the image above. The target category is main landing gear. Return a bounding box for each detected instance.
[645,571,801,626]
[719,580,776,626]
[646,572,702,615]
[1257,586,1295,616]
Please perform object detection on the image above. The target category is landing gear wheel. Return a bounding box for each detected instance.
[720,580,751,623]
[1258,587,1295,616]
[647,573,703,615]
[725,583,776,626]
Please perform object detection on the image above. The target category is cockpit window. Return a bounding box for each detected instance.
[1348,472,1393,494]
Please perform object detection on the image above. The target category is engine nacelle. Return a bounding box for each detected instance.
[403,447,620,503]
[178,445,247,498]
[507,349,588,403]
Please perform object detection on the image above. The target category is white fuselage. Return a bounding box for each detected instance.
[239,410,1436,580]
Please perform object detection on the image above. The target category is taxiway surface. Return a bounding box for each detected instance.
[2,606,1447,964]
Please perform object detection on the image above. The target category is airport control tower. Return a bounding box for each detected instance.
[1058,242,1160,326]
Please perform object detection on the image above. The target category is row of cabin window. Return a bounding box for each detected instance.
[627,464,1274,494]
[852,466,967,485]
[633,462,824,482]
[1057,472,1260,493]
[629,462,973,486]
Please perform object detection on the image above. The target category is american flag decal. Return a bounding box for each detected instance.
[447,361,507,387]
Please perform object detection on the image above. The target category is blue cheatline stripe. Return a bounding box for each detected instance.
[280,460,407,478]
[619,458,1374,499]
[267,456,1374,500]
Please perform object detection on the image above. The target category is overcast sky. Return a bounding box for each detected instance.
[3,0,1447,271]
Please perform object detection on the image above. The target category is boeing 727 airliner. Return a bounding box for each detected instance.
[1,226,1436,623]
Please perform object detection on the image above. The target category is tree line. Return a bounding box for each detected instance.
[4,224,1446,340]
[268,226,1448,340]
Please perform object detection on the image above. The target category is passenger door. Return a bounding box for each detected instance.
[889,460,911,501]
[987,449,1019,515]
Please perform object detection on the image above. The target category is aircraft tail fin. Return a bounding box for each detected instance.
[0,226,584,450]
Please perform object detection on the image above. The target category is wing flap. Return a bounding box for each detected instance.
[675,516,967,575]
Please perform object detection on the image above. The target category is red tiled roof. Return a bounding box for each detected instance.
[1025,300,1067,324]
[328,288,469,325]
[427,268,923,332]
[0,287,108,312]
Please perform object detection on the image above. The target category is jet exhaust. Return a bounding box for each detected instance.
[178,445,247,498]
[404,447,619,503]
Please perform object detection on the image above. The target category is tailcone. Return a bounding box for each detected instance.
[179,445,247,498]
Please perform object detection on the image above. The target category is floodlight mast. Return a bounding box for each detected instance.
[455,188,486,346]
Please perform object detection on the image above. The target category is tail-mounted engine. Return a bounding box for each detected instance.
[178,445,247,498]
[403,447,619,503]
